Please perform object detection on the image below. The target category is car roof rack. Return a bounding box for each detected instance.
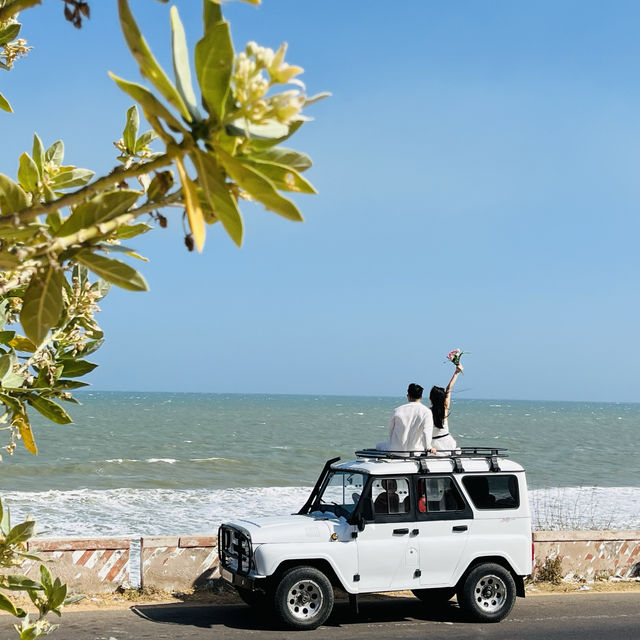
[354,447,508,473]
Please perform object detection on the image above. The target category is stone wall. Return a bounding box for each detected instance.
[20,530,640,594]
[532,530,640,580]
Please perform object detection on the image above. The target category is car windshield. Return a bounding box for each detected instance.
[316,471,366,517]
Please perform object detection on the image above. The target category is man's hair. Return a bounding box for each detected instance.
[407,383,424,400]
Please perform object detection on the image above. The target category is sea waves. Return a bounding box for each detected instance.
[2,485,638,538]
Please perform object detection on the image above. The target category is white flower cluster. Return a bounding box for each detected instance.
[232,41,307,125]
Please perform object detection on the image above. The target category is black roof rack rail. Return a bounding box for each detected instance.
[354,447,508,472]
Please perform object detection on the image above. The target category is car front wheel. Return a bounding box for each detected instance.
[457,563,516,622]
[274,566,334,630]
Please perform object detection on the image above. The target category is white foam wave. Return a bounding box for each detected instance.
[1,486,638,538]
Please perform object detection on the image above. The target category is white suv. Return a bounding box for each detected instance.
[219,447,533,630]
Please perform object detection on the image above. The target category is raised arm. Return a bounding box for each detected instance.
[444,364,463,412]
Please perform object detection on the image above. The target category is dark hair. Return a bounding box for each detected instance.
[430,385,446,429]
[407,383,423,400]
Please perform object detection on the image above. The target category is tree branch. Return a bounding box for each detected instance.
[0,0,41,23]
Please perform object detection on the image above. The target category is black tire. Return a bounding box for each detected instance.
[412,587,456,603]
[457,563,516,622]
[235,586,270,611]
[274,566,334,630]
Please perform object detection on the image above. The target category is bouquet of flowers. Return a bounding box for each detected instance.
[446,349,468,366]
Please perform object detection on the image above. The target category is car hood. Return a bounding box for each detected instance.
[224,514,348,544]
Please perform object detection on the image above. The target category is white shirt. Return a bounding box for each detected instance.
[386,401,434,452]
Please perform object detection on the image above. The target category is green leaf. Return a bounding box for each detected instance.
[0,592,21,617]
[217,149,303,221]
[20,266,64,346]
[195,13,233,120]
[170,6,200,121]
[0,353,11,379]
[54,379,90,390]
[203,0,223,31]
[0,91,12,113]
[32,134,45,176]
[123,105,139,153]
[80,337,105,356]
[0,497,10,534]
[0,23,20,46]
[50,168,94,190]
[227,119,289,141]
[247,120,304,151]
[76,250,149,292]
[109,73,186,134]
[58,359,98,378]
[45,140,64,166]
[117,0,191,121]
[146,170,174,202]
[27,395,72,425]
[55,189,141,238]
[8,336,35,352]
[0,331,15,345]
[134,130,157,153]
[116,222,153,239]
[191,150,243,246]
[5,522,36,547]
[251,147,312,172]
[17,153,39,193]
[0,393,22,413]
[241,157,316,194]
[0,174,29,214]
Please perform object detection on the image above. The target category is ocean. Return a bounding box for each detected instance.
[1,392,638,537]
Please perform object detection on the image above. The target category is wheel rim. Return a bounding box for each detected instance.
[472,573,507,613]
[285,579,324,621]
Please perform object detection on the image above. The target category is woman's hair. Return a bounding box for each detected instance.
[430,385,447,429]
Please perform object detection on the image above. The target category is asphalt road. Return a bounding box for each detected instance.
[2,592,638,639]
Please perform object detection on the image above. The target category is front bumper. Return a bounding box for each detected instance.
[220,567,264,591]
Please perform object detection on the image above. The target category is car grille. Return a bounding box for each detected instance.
[218,525,253,575]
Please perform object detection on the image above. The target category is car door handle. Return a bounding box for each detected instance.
[393,528,409,535]
[452,525,468,532]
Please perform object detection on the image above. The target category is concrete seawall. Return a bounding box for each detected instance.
[17,530,640,593]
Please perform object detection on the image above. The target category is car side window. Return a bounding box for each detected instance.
[462,475,520,509]
[417,476,466,513]
[372,477,410,515]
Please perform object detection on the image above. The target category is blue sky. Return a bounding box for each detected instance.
[3,0,639,402]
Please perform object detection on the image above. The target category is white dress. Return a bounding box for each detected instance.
[432,418,457,453]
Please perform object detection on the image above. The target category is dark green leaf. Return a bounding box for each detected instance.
[81,337,105,356]
[123,105,139,153]
[217,149,303,221]
[0,331,15,345]
[251,146,312,172]
[44,140,64,166]
[109,73,186,134]
[0,174,29,214]
[50,168,94,190]
[20,266,65,346]
[0,23,20,46]
[117,0,190,121]
[54,379,90,390]
[0,392,22,413]
[17,153,39,192]
[191,150,243,246]
[55,190,140,238]
[76,250,149,292]
[58,359,98,378]
[27,395,72,424]
[46,211,63,234]
[195,16,233,120]
[170,6,200,121]
[0,353,11,378]
[240,157,316,194]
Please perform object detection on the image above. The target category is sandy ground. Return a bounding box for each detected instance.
[6,579,637,614]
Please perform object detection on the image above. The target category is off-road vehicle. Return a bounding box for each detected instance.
[219,447,533,630]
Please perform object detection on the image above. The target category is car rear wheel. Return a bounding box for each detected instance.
[457,563,516,622]
[274,566,334,630]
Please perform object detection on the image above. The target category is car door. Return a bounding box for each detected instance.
[414,475,474,587]
[355,475,419,592]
